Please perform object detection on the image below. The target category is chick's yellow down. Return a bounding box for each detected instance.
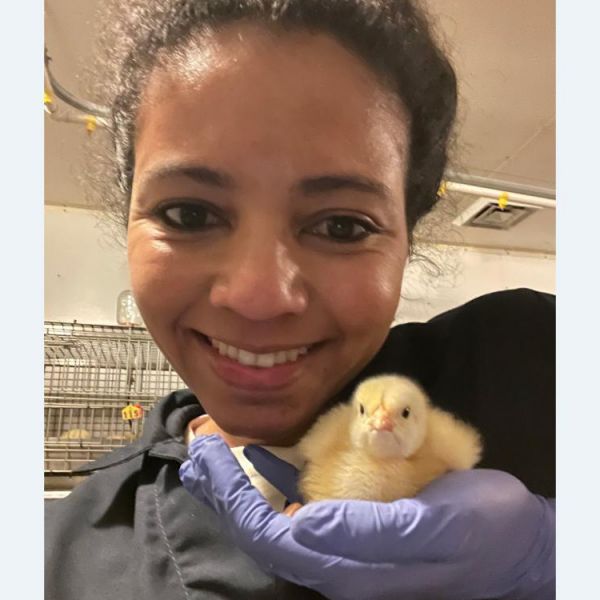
[297,375,482,503]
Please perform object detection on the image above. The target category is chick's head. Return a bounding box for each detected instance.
[349,375,429,459]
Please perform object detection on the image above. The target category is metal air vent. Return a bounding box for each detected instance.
[453,198,537,230]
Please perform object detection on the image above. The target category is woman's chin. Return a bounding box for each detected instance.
[213,414,310,447]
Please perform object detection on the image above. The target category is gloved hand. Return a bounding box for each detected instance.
[180,435,555,600]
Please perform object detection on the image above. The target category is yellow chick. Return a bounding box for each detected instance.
[297,375,482,503]
[59,428,92,441]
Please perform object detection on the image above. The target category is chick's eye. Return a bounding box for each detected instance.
[359,404,365,415]
[159,202,223,231]
[310,216,377,243]
[402,407,411,419]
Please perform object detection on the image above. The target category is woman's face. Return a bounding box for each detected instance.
[128,24,410,445]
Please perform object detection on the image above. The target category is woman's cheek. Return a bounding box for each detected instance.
[127,228,191,312]
[317,254,405,328]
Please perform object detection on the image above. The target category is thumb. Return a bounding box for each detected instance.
[243,445,303,503]
[290,498,464,563]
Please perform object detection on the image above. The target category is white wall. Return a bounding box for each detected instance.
[45,206,556,325]
[45,206,130,325]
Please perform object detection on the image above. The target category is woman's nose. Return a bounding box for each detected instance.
[209,236,308,321]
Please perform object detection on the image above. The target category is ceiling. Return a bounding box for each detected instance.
[44,0,555,253]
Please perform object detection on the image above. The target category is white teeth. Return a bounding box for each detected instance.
[207,337,309,368]
[274,351,288,365]
[237,349,257,367]
[286,349,299,362]
[255,353,276,368]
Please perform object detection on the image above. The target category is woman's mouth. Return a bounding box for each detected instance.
[208,336,309,368]
[192,332,319,391]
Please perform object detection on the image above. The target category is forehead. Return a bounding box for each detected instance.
[134,24,410,184]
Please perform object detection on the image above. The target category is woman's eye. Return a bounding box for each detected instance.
[158,203,223,231]
[309,216,377,243]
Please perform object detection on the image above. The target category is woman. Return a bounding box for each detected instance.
[45,1,555,599]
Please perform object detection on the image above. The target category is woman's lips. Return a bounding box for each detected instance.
[192,332,315,391]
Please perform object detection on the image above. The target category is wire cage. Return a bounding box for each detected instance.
[44,321,186,475]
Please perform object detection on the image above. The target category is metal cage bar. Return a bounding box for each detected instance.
[44,322,186,474]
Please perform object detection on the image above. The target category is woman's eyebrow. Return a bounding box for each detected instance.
[297,175,393,200]
[137,164,236,190]
[137,164,391,200]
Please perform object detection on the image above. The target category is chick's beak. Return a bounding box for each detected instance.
[369,407,394,432]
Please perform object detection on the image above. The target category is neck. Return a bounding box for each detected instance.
[191,415,261,447]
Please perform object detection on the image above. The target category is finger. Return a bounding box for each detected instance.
[290,497,467,563]
[183,435,275,525]
[243,445,303,503]
[182,437,319,566]
[179,458,216,511]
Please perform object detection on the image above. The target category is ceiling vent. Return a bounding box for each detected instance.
[453,198,537,230]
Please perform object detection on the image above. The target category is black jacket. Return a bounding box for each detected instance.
[45,289,555,600]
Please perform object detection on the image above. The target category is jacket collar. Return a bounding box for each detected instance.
[73,389,204,474]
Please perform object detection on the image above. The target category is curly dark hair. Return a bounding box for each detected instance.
[93,0,456,245]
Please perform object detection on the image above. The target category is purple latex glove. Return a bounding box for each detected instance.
[180,435,555,600]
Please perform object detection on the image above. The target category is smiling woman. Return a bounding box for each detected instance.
[128,25,410,446]
[45,2,555,600]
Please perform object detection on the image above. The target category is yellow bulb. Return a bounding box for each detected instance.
[498,192,509,210]
[85,115,97,134]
